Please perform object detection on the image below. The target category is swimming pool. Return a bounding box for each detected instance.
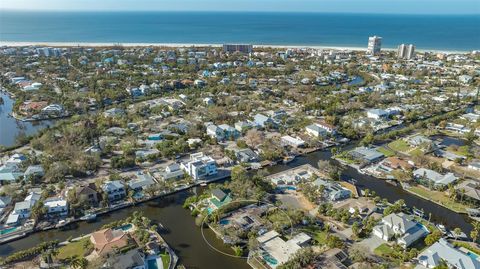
[219,219,230,225]
[277,185,296,191]
[115,223,133,231]
[147,258,159,269]
[467,251,480,260]
[0,227,18,235]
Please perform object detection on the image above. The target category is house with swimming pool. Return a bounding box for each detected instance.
[265,164,321,188]
[417,238,480,269]
[208,188,232,212]
[373,212,429,248]
[248,230,311,269]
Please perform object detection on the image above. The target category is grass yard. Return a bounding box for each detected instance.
[300,226,328,245]
[160,252,171,269]
[388,139,411,153]
[453,241,480,255]
[408,186,468,213]
[446,145,470,157]
[374,243,394,256]
[334,152,359,164]
[377,146,395,157]
[56,237,92,260]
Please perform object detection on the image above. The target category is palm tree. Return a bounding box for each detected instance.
[42,248,58,268]
[453,228,463,240]
[69,255,89,269]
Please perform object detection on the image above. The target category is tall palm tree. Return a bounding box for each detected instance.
[69,255,88,269]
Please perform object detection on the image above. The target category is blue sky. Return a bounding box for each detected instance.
[1,0,479,14]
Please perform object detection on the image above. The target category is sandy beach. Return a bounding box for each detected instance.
[0,41,470,54]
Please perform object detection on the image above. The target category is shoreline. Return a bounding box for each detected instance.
[0,41,472,54]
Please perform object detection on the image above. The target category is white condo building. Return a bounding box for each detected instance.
[367,36,382,55]
[397,44,415,59]
[181,153,218,180]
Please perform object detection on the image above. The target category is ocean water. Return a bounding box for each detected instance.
[0,11,479,51]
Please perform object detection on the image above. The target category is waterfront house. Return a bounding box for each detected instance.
[128,172,156,193]
[383,157,413,171]
[349,147,385,164]
[75,184,99,206]
[181,152,217,180]
[105,248,146,269]
[417,238,480,269]
[102,181,127,202]
[306,121,337,137]
[413,168,458,189]
[90,228,130,256]
[234,148,259,163]
[158,163,185,181]
[266,164,320,187]
[6,191,41,225]
[41,104,64,115]
[44,197,68,217]
[455,180,480,203]
[445,123,471,134]
[253,230,311,268]
[209,188,232,210]
[373,212,428,248]
[281,135,305,148]
[313,178,352,201]
[406,134,433,148]
[305,123,327,138]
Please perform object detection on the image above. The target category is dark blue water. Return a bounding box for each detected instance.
[1,11,479,51]
[0,92,52,147]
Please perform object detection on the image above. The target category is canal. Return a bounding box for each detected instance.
[0,188,251,269]
[267,148,474,234]
[0,91,52,147]
[0,146,474,268]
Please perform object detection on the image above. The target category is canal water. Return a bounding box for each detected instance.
[1,146,474,268]
[0,188,251,269]
[0,91,52,147]
[267,149,474,234]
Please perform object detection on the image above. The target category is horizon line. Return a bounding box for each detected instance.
[1,8,479,16]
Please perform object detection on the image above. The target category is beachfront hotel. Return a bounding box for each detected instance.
[222,44,253,53]
[397,44,415,59]
[367,35,382,55]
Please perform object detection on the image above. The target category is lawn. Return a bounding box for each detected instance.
[453,241,480,255]
[300,226,328,245]
[374,243,394,256]
[446,145,469,157]
[334,152,359,164]
[388,140,411,153]
[160,252,171,269]
[408,186,468,213]
[56,237,92,260]
[377,146,395,157]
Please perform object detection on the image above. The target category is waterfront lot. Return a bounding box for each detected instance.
[407,185,468,213]
[56,237,92,260]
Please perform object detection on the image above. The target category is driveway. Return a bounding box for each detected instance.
[354,235,385,253]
